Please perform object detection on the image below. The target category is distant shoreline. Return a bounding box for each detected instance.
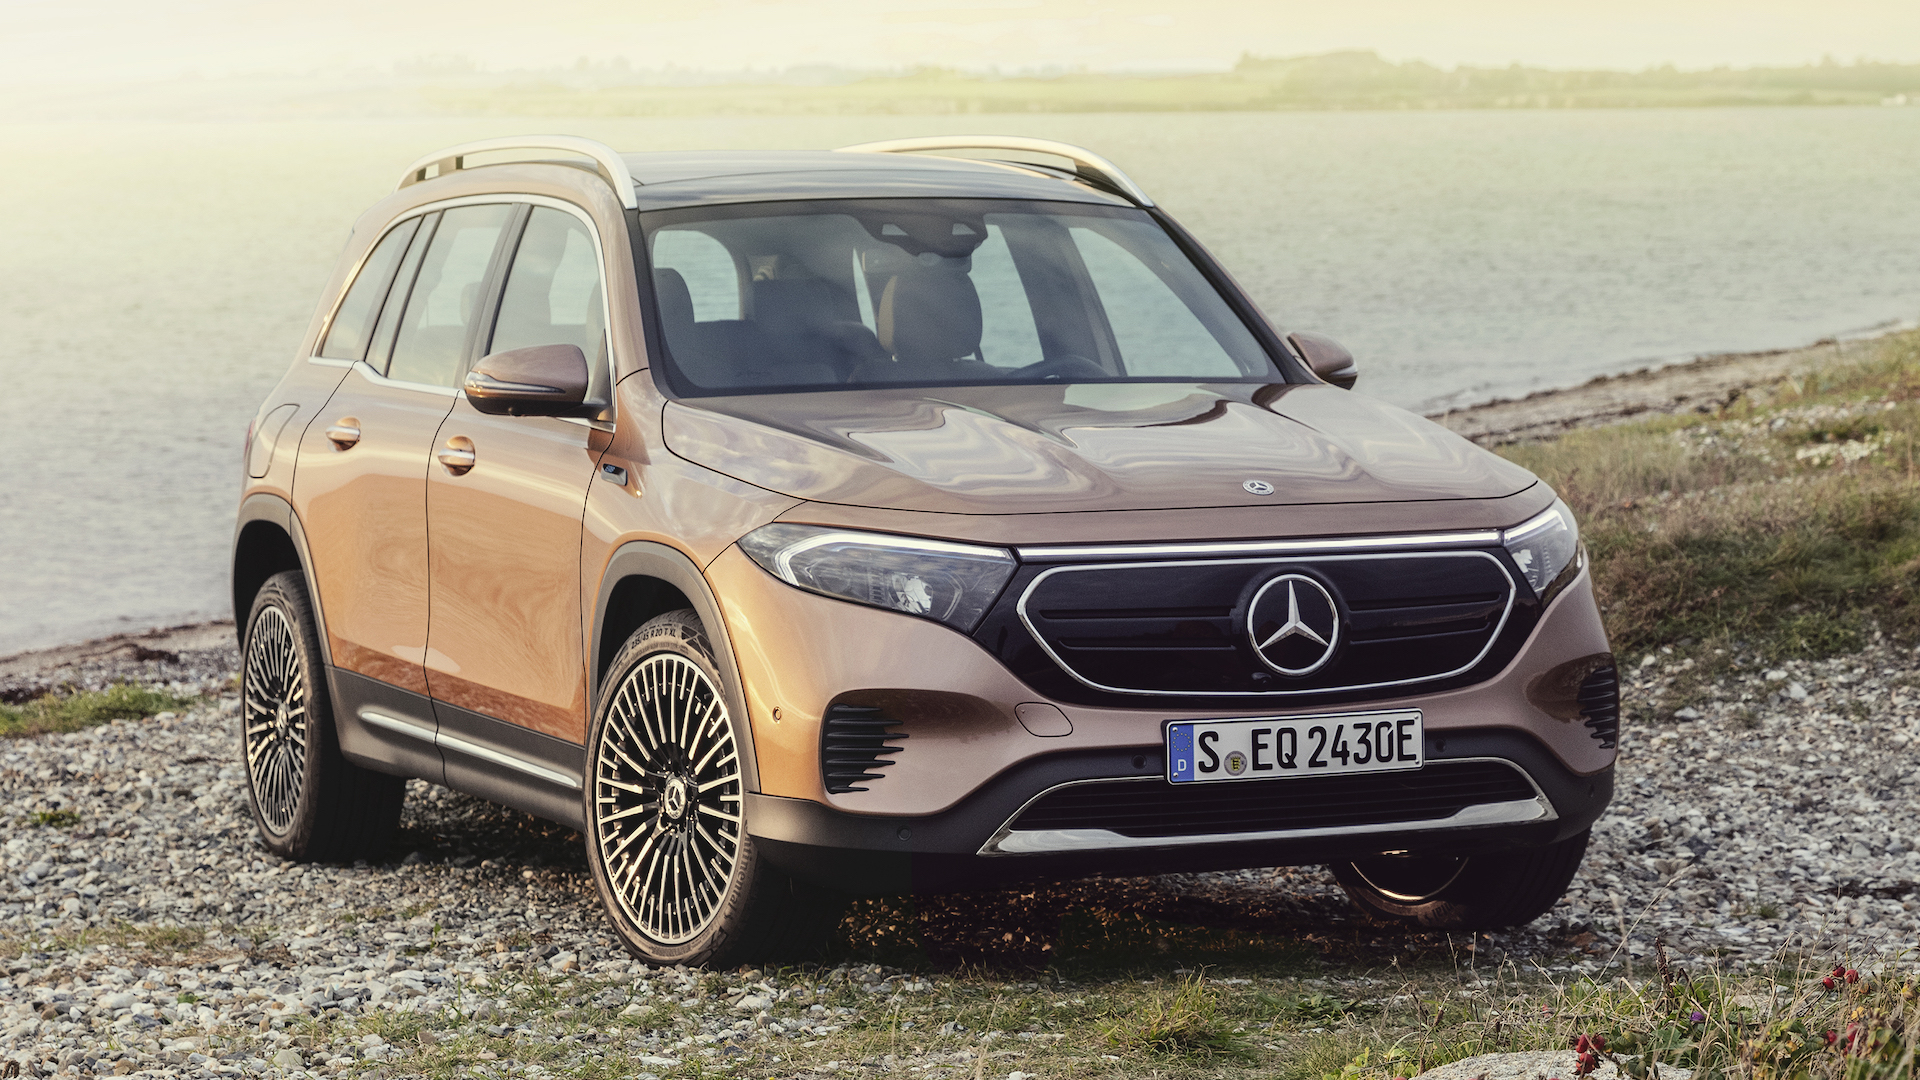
[6,52,1918,122]
[2,324,1910,669]
[1429,323,1914,444]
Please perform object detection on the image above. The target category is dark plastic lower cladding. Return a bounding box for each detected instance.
[1578,665,1621,749]
[1009,760,1538,839]
[1006,550,1518,696]
[821,704,907,794]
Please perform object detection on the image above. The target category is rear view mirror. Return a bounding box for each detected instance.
[464,344,590,416]
[1287,332,1359,390]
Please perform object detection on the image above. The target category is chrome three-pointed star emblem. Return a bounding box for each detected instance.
[1246,573,1342,676]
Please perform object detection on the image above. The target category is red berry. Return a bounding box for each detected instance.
[1592,1035,1606,1051]
[1834,965,1848,978]
[1824,977,1838,989]
[1575,1035,1590,1053]
[1825,1030,1838,1045]
[1846,969,1859,983]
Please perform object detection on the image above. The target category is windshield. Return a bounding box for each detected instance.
[642,199,1282,395]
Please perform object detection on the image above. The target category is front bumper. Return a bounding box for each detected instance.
[746,727,1612,894]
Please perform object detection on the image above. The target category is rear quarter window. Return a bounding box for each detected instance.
[318,217,420,361]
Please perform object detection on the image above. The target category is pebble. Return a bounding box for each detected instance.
[1413,1050,1692,1080]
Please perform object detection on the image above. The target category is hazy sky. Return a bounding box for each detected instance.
[7,0,1918,83]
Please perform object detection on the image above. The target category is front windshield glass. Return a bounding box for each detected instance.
[642,199,1281,395]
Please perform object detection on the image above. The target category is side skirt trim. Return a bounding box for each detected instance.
[358,710,576,789]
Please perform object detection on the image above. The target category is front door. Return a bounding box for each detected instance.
[424,204,613,808]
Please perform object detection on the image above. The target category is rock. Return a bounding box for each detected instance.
[272,1048,304,1068]
[1787,682,1810,700]
[1414,1050,1692,1080]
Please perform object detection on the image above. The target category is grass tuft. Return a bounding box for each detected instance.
[0,683,197,738]
[1500,328,1920,663]
[22,809,82,828]
[1103,973,1253,1059]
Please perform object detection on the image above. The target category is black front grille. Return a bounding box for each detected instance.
[1578,666,1620,749]
[820,705,907,794]
[1016,552,1516,696]
[1010,760,1537,838]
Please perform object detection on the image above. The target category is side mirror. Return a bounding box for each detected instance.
[1287,331,1358,390]
[464,344,591,416]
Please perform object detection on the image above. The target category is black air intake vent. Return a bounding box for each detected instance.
[1577,665,1620,748]
[821,705,907,794]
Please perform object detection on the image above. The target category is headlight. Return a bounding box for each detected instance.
[737,524,1017,633]
[1503,499,1583,601]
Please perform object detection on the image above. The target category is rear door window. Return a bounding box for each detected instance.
[385,204,513,388]
[319,217,420,361]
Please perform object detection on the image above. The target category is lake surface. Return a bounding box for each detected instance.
[3,108,1918,654]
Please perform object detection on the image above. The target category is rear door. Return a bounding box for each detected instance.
[423,202,614,822]
[294,202,515,778]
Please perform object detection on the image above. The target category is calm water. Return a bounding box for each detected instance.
[3,109,1918,654]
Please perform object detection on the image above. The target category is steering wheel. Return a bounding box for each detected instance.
[1014,354,1108,382]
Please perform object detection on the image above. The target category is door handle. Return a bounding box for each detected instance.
[325,418,361,450]
[437,435,476,476]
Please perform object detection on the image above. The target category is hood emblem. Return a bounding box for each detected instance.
[1247,574,1341,676]
[1242,479,1275,495]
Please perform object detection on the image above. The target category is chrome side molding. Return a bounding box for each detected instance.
[358,710,582,791]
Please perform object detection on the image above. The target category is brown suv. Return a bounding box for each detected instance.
[232,135,1617,965]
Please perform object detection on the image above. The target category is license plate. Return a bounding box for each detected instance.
[1165,710,1423,784]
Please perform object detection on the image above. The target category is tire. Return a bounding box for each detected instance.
[585,609,844,967]
[241,570,404,862]
[1330,829,1589,930]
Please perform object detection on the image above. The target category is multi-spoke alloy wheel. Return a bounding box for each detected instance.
[239,571,404,862]
[594,650,744,944]
[244,605,309,835]
[586,609,845,966]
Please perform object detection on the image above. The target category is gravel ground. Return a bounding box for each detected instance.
[4,636,1917,1077]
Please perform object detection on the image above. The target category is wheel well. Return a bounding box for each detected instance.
[598,575,694,692]
[233,521,302,633]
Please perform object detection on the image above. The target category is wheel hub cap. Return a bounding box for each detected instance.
[662,776,690,819]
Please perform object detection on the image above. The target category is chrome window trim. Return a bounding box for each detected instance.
[1016,529,1503,563]
[1014,549,1517,698]
[349,359,458,398]
[977,755,1555,856]
[360,709,582,791]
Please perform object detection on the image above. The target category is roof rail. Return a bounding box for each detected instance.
[834,136,1154,208]
[396,136,638,210]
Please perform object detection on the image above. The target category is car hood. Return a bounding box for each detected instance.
[661,382,1537,516]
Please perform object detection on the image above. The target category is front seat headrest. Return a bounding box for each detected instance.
[652,268,696,333]
[877,266,983,366]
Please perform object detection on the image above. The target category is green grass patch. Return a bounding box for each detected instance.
[1500,328,1920,663]
[0,682,197,738]
[22,808,82,828]
[1103,973,1254,1059]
